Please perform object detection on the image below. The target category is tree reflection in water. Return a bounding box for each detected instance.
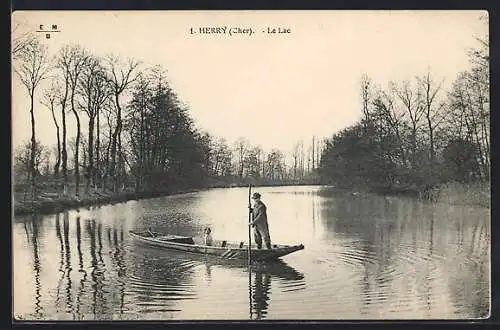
[62,211,73,314]
[54,213,65,312]
[75,216,87,316]
[13,188,490,320]
[27,214,43,318]
[111,225,126,315]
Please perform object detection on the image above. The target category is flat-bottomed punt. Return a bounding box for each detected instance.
[129,230,305,261]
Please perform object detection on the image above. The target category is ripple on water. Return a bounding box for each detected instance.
[12,188,490,320]
[278,280,306,293]
[297,238,463,316]
[124,257,200,310]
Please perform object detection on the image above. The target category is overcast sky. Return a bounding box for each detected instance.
[11,10,487,155]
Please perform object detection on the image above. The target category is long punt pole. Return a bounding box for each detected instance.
[248,184,252,265]
[248,184,253,319]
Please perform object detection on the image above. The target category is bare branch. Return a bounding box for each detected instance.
[14,40,51,96]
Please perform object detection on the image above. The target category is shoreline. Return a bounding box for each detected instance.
[13,180,489,217]
[13,181,324,217]
[13,188,201,217]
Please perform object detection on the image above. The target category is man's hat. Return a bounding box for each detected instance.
[251,192,261,199]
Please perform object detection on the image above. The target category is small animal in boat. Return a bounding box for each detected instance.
[204,227,213,246]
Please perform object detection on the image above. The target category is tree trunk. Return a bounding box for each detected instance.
[426,106,435,163]
[50,101,61,179]
[71,83,81,197]
[137,104,145,192]
[73,108,81,196]
[312,137,315,170]
[95,109,100,189]
[117,132,122,191]
[466,90,485,181]
[103,121,113,191]
[110,93,122,193]
[476,87,490,180]
[29,91,36,201]
[60,75,70,196]
[87,116,95,192]
[61,104,68,195]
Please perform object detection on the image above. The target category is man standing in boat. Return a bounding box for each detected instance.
[249,192,272,249]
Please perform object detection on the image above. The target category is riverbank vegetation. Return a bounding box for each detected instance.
[318,27,490,207]
[12,26,322,215]
[12,18,489,216]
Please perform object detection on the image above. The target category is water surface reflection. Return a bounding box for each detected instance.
[13,186,489,320]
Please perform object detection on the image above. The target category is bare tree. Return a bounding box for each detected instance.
[104,55,140,192]
[265,149,285,181]
[12,22,36,60]
[126,72,152,190]
[14,40,51,199]
[211,137,232,176]
[233,137,250,178]
[393,80,425,167]
[360,74,373,128]
[66,45,89,197]
[312,136,316,170]
[244,145,263,178]
[14,141,46,181]
[78,55,111,192]
[418,73,447,163]
[448,71,489,180]
[373,87,408,167]
[41,80,62,178]
[291,141,302,181]
[101,105,115,190]
[467,33,490,179]
[55,46,74,195]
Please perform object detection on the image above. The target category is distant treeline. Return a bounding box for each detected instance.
[13,25,322,203]
[13,21,489,208]
[318,35,489,198]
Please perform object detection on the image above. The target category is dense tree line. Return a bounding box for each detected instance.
[15,26,487,203]
[13,32,323,200]
[319,37,489,195]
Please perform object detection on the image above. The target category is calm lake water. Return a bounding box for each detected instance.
[12,186,490,320]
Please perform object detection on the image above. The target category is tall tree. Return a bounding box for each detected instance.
[14,40,51,199]
[418,72,446,163]
[78,56,110,191]
[393,80,425,168]
[126,72,151,191]
[55,46,72,195]
[265,149,285,181]
[371,87,407,168]
[12,22,36,60]
[104,55,140,192]
[41,81,62,178]
[234,137,250,178]
[210,137,232,176]
[291,141,302,181]
[244,146,263,179]
[360,74,373,128]
[67,45,88,197]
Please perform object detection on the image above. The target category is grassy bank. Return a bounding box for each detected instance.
[372,181,490,207]
[434,181,490,208]
[15,176,487,217]
[321,180,490,208]
[13,187,202,217]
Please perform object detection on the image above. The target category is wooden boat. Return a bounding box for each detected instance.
[129,230,305,262]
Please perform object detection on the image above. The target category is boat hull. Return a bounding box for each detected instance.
[129,231,304,261]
